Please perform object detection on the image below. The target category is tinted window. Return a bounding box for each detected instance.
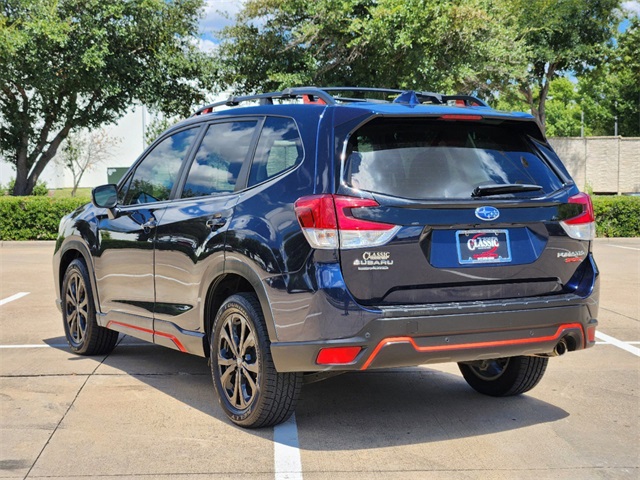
[182,121,258,198]
[248,117,303,187]
[122,128,198,205]
[344,119,563,200]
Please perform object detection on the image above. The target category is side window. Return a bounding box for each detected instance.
[248,117,303,187]
[182,121,258,198]
[121,128,198,205]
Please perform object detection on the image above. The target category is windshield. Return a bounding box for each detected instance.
[344,118,563,200]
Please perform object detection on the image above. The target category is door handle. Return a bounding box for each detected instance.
[142,219,157,231]
[206,215,226,231]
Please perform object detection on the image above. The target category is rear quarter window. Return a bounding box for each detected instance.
[344,118,564,200]
[248,117,303,187]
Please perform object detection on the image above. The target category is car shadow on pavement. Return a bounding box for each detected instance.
[295,369,569,450]
[44,335,568,448]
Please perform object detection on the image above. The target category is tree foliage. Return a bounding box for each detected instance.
[0,0,216,195]
[579,17,640,136]
[218,0,624,136]
[503,0,620,130]
[217,0,526,95]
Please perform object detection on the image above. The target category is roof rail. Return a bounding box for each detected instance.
[192,87,488,116]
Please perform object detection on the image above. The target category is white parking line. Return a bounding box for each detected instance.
[0,342,152,349]
[601,244,640,251]
[0,344,68,349]
[595,331,640,357]
[0,292,30,306]
[274,413,303,480]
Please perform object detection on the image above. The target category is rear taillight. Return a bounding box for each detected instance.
[560,193,596,241]
[294,194,400,249]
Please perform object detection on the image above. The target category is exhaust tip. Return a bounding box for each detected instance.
[554,339,568,356]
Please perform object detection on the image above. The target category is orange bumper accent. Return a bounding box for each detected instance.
[360,322,585,370]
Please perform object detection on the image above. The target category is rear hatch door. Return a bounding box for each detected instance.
[337,116,593,306]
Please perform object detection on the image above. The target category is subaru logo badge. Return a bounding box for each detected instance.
[475,206,500,221]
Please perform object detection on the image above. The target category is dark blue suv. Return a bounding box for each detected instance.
[53,87,599,428]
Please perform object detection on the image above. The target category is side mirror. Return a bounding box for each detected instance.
[92,184,118,209]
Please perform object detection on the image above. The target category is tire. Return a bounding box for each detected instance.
[210,293,302,428]
[458,356,549,397]
[62,259,119,355]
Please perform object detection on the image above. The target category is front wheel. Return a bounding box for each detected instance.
[210,293,302,428]
[458,356,549,397]
[62,259,119,355]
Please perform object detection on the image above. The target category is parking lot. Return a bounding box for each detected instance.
[1,238,638,479]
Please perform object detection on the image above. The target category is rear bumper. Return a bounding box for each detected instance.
[270,301,598,372]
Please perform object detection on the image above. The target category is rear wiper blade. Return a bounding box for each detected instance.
[472,184,543,198]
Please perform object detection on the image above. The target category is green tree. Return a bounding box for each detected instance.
[579,17,640,136]
[505,0,620,131]
[1,0,216,195]
[144,113,181,147]
[545,77,582,137]
[218,0,526,96]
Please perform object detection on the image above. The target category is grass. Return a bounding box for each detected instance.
[49,187,92,199]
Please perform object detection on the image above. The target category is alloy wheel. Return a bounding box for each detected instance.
[65,271,88,346]
[217,312,259,411]
[468,358,510,381]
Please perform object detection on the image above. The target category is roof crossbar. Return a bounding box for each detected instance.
[192,87,488,116]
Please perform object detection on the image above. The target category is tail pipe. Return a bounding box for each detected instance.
[553,338,568,356]
[535,337,569,358]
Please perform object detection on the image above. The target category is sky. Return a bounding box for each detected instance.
[197,0,640,45]
[198,0,243,50]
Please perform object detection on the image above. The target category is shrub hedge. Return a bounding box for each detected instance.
[0,196,89,240]
[0,194,638,241]
[592,195,640,238]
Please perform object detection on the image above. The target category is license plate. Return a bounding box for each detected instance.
[456,229,512,265]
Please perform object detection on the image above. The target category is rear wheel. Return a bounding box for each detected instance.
[458,356,548,396]
[62,259,119,355]
[210,293,302,428]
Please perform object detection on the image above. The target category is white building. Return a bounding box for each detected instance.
[1,107,148,190]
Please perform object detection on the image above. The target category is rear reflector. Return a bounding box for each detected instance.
[316,346,362,365]
[294,194,400,249]
[560,193,596,241]
[587,326,597,343]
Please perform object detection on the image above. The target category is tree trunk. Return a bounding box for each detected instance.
[12,135,30,196]
[535,63,557,136]
[21,123,74,196]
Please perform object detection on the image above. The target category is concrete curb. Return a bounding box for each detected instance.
[0,240,57,247]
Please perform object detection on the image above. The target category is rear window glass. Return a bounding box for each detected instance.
[344,119,563,199]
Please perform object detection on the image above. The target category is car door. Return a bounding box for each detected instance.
[152,119,261,351]
[93,126,201,341]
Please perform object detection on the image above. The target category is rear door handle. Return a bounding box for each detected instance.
[142,219,157,231]
[206,215,226,231]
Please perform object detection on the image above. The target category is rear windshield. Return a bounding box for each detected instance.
[344,118,563,199]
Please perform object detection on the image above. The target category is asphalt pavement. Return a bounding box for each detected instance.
[0,238,638,479]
